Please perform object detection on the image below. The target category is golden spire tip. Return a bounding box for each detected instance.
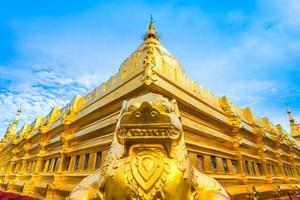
[287,107,294,123]
[144,15,159,41]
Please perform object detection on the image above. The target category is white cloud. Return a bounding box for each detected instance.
[220,80,279,105]
[0,66,100,137]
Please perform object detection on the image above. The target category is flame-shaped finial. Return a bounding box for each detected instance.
[144,15,159,41]
[287,108,294,124]
[3,107,22,140]
[13,107,21,126]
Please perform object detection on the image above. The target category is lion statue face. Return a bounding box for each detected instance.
[116,93,183,157]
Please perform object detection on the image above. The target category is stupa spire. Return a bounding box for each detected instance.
[287,108,300,140]
[144,16,159,41]
[5,107,21,138]
[12,108,21,128]
[287,108,294,124]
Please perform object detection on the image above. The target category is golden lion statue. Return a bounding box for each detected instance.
[67,93,230,200]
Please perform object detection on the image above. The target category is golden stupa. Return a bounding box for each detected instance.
[0,20,300,200]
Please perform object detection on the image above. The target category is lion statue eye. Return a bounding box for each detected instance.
[128,103,140,111]
[128,105,136,111]
[151,110,158,117]
[160,101,170,112]
[135,111,141,118]
[160,101,167,108]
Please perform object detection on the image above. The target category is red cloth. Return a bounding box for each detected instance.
[0,191,38,200]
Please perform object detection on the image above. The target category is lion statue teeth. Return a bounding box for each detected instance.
[67,93,230,200]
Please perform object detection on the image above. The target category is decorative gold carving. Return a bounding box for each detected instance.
[62,113,76,126]
[141,21,158,86]
[253,126,265,137]
[232,135,243,148]
[142,45,158,85]
[23,143,32,158]
[257,143,267,156]
[275,149,283,159]
[274,185,282,198]
[232,116,242,130]
[62,95,84,125]
[125,149,169,199]
[39,125,49,135]
[286,138,296,154]
[273,134,284,145]
[288,153,296,162]
[67,93,230,200]
[40,107,61,134]
[220,96,242,132]
[247,186,260,200]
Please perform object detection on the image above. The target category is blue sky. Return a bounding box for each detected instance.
[1,0,300,136]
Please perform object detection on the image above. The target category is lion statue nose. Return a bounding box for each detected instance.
[134,102,159,119]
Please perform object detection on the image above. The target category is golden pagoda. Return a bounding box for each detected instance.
[0,20,300,200]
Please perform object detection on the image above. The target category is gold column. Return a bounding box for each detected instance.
[188,152,198,168]
[5,159,16,181]
[227,159,235,174]
[49,159,55,172]
[254,163,260,176]
[20,159,27,174]
[58,153,66,172]
[216,157,225,173]
[51,114,76,196]
[255,127,271,183]
[262,159,272,183]
[88,152,97,170]
[288,143,297,179]
[232,133,247,184]
[69,156,75,172]
[248,162,254,175]
[101,150,109,166]
[35,157,44,173]
[6,160,15,174]
[78,155,84,171]
[203,155,212,173]
[43,160,50,172]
